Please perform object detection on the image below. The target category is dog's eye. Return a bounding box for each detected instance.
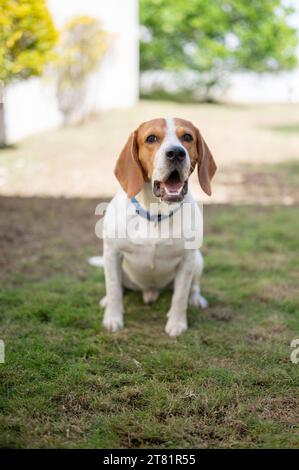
[146,134,157,144]
[182,133,193,142]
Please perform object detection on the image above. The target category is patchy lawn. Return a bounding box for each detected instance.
[0,194,298,448]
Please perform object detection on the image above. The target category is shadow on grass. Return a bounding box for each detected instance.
[0,143,18,152]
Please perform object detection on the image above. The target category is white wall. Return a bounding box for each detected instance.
[141,67,299,104]
[5,0,139,143]
[222,69,299,103]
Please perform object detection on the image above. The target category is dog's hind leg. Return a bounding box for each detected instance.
[142,288,159,305]
[188,251,208,309]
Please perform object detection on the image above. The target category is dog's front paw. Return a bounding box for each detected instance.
[103,308,123,333]
[165,317,187,337]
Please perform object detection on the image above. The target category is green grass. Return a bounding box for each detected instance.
[0,197,298,448]
[268,123,299,134]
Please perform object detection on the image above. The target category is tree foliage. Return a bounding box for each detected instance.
[53,16,109,124]
[0,0,58,85]
[0,0,57,147]
[140,0,298,76]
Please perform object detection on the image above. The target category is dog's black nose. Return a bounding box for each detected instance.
[166,146,186,161]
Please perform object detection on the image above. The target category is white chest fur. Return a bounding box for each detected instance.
[122,229,186,289]
[103,189,203,290]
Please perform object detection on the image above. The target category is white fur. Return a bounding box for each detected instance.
[152,117,191,186]
[88,256,104,268]
[101,118,207,337]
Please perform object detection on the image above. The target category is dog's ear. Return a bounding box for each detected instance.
[195,127,217,196]
[114,131,144,197]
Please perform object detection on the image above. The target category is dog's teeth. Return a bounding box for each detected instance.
[165,185,183,195]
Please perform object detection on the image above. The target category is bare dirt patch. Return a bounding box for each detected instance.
[253,397,299,426]
[0,196,104,282]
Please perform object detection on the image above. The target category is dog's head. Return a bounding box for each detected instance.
[114,117,217,203]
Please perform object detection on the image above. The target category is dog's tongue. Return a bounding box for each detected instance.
[161,171,183,194]
[161,180,183,193]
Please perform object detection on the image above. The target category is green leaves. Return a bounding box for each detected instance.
[140,0,298,75]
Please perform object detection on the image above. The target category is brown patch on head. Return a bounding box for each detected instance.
[173,117,217,196]
[137,119,167,181]
[114,118,166,197]
[173,118,198,168]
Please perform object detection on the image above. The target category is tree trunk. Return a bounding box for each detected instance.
[0,100,6,148]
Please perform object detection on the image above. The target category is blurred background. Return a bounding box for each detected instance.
[0,0,299,203]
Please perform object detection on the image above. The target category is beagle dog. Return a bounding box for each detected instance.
[100,117,216,336]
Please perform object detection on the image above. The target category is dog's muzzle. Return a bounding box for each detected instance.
[153,170,188,203]
[153,145,189,203]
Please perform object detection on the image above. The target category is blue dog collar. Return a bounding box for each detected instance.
[131,197,181,222]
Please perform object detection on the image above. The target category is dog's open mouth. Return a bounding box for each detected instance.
[153,170,188,203]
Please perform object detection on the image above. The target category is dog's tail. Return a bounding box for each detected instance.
[88,256,105,268]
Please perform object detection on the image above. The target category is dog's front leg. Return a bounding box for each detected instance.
[165,250,196,337]
[102,240,124,332]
